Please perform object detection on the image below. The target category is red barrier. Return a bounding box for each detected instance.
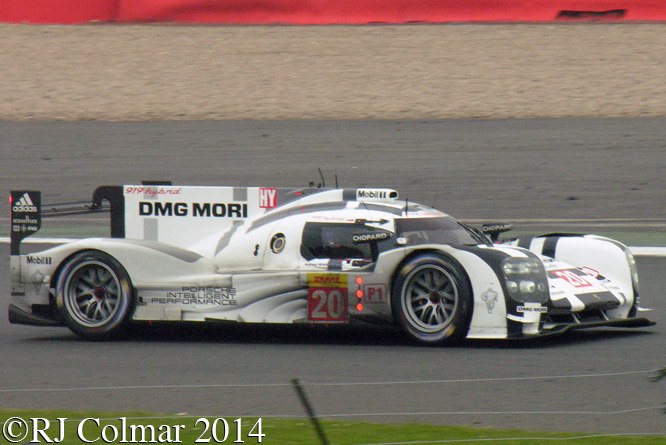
[0,0,116,23]
[2,0,665,24]
[116,0,666,23]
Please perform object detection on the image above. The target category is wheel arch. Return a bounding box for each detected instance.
[389,247,475,343]
[389,248,473,312]
[53,249,138,339]
[51,248,137,311]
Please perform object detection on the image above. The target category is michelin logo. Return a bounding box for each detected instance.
[13,193,38,213]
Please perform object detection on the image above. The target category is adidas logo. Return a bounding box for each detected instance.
[12,193,38,213]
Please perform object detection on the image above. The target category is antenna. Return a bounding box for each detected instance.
[342,166,358,185]
[404,198,409,217]
[335,175,338,188]
[318,168,325,188]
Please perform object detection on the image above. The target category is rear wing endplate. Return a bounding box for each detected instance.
[9,191,41,256]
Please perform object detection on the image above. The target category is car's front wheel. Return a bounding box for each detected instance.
[391,253,472,345]
[56,250,134,340]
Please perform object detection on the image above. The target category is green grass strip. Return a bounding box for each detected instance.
[1,410,663,445]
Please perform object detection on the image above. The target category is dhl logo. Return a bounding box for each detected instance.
[308,273,347,288]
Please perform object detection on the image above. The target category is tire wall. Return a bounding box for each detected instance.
[2,0,665,24]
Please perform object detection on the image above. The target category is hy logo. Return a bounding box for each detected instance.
[13,193,38,213]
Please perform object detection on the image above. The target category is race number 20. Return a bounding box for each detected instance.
[307,274,349,322]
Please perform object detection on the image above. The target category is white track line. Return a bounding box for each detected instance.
[0,369,656,393]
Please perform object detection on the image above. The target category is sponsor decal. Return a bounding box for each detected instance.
[12,224,39,234]
[259,188,278,208]
[150,286,237,306]
[579,266,600,278]
[26,256,52,265]
[516,305,548,313]
[481,223,514,234]
[10,191,41,255]
[31,270,45,294]
[12,193,38,213]
[551,270,592,288]
[310,274,346,287]
[411,211,445,217]
[357,190,387,199]
[138,202,248,218]
[12,217,39,225]
[310,215,355,222]
[481,288,499,314]
[356,189,397,199]
[307,273,349,322]
[125,186,182,197]
[362,284,387,303]
[352,232,391,244]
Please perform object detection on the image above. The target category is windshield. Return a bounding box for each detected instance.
[395,217,488,246]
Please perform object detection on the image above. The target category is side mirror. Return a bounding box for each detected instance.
[482,223,514,243]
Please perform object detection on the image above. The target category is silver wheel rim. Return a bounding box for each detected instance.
[63,260,122,328]
[402,264,459,333]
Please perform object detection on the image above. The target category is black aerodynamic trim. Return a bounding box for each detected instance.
[549,297,573,313]
[517,236,534,249]
[505,316,656,338]
[215,221,244,256]
[247,202,348,232]
[539,233,586,259]
[93,185,125,238]
[541,236,559,259]
[8,303,62,327]
[544,317,656,335]
[342,189,357,201]
[574,291,621,310]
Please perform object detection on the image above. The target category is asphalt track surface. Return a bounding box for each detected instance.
[1,119,666,437]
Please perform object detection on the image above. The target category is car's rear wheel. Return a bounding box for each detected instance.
[392,254,472,345]
[56,250,134,340]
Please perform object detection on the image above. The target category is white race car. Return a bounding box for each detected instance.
[8,185,654,344]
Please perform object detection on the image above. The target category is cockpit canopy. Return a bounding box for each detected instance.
[301,216,487,263]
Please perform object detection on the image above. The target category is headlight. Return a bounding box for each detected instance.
[624,248,639,294]
[503,259,540,275]
[501,257,549,303]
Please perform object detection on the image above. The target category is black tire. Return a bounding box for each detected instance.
[391,253,472,345]
[56,250,134,340]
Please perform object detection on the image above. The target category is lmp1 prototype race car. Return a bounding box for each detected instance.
[8,184,654,344]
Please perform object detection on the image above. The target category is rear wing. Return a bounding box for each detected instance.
[10,184,297,253]
[9,187,123,256]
